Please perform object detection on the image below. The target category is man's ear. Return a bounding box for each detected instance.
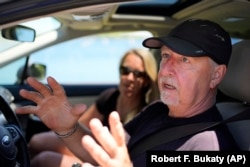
[210,65,227,88]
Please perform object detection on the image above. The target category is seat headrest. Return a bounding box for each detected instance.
[219,40,250,103]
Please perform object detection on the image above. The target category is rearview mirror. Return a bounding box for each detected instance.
[1,25,36,42]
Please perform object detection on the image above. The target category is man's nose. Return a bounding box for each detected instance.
[160,58,176,73]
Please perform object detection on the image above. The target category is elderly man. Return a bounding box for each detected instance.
[16,19,238,167]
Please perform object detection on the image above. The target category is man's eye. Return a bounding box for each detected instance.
[162,53,170,59]
[182,57,189,63]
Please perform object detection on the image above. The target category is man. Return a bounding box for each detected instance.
[16,19,238,167]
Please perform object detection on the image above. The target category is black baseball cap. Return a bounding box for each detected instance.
[142,19,232,65]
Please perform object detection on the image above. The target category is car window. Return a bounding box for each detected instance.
[0,32,242,85]
[231,38,242,45]
[0,58,26,85]
[0,31,153,85]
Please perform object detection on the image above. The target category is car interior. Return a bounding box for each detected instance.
[217,40,250,151]
[0,0,250,166]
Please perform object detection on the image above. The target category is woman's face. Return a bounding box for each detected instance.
[119,53,148,98]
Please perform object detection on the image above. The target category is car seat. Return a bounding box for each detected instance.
[217,40,250,150]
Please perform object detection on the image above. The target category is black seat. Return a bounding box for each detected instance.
[217,40,250,150]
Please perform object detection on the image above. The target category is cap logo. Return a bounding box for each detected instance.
[195,50,205,54]
[215,34,225,42]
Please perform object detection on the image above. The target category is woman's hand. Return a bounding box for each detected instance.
[16,76,87,134]
[81,111,133,167]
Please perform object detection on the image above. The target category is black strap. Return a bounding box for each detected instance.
[129,108,250,159]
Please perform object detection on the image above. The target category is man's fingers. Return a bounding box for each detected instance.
[109,111,126,146]
[26,77,52,97]
[19,89,43,104]
[15,105,37,115]
[47,76,67,97]
[82,135,111,166]
[71,104,88,117]
[89,119,119,157]
[82,116,132,167]
[81,162,95,167]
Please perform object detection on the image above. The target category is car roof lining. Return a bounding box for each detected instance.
[55,0,250,39]
[1,0,250,39]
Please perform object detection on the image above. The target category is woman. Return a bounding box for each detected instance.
[28,48,158,167]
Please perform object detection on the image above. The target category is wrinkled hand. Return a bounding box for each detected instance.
[15,76,87,133]
[81,111,132,167]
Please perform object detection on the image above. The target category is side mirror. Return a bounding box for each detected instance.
[16,63,46,84]
[1,25,36,42]
[28,63,46,80]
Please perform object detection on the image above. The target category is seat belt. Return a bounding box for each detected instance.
[129,108,250,159]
